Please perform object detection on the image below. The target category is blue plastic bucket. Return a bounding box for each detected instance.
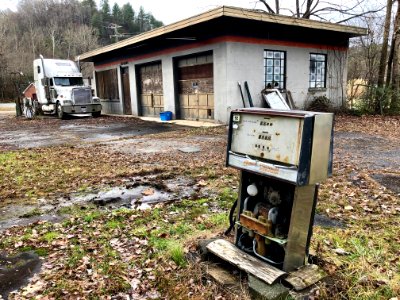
[160,111,172,121]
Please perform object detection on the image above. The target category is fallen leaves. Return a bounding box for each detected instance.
[1,114,400,299]
[141,188,155,196]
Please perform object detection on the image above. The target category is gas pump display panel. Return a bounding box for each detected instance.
[227,108,334,186]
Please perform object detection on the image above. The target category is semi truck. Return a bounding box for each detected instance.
[32,55,101,119]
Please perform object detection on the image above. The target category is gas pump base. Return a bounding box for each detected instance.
[248,275,289,300]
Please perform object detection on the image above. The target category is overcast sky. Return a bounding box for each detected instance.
[1,0,385,25]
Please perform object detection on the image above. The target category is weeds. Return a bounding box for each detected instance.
[167,242,187,267]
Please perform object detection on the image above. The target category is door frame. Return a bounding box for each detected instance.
[120,66,132,115]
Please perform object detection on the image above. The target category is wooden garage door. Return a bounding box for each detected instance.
[138,62,164,116]
[177,53,214,120]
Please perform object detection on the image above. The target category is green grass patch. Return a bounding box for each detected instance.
[106,220,123,229]
[84,211,101,223]
[42,231,59,243]
[167,242,187,267]
[35,248,48,257]
[67,246,85,267]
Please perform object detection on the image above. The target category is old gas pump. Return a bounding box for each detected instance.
[226,108,334,272]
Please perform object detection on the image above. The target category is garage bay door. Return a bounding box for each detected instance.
[177,53,214,120]
[138,62,164,117]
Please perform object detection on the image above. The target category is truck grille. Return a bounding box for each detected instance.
[73,88,92,105]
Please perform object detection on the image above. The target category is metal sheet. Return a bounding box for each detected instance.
[309,113,334,184]
[283,185,316,272]
[228,153,299,183]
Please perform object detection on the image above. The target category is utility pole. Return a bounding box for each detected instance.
[108,23,124,42]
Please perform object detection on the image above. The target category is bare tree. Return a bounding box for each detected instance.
[258,0,384,23]
[391,2,400,109]
[377,0,394,87]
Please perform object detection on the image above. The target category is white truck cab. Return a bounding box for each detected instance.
[33,56,101,119]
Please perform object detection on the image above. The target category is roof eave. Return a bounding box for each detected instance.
[78,6,367,61]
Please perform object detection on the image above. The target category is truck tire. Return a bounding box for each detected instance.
[92,111,101,118]
[57,102,67,120]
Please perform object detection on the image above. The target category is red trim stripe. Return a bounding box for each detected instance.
[95,35,347,69]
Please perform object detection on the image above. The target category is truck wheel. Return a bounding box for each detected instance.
[33,100,43,116]
[57,102,67,119]
[92,111,101,118]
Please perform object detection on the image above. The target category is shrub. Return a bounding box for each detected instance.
[306,95,332,112]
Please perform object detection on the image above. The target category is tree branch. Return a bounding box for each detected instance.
[258,0,275,13]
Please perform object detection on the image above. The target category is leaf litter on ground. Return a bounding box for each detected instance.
[0,114,399,299]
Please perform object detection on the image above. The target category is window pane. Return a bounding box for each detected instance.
[309,53,326,88]
[264,50,285,89]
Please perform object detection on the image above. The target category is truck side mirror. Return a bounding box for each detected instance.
[37,66,41,74]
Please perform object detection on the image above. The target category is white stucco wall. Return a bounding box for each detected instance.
[95,40,347,122]
[222,42,347,123]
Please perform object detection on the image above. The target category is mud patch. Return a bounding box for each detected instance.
[0,251,42,300]
[314,214,345,228]
[0,176,199,232]
[371,173,400,194]
[73,176,197,208]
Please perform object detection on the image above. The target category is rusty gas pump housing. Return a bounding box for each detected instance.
[226,108,334,272]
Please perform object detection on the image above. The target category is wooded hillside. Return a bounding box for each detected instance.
[0,0,163,101]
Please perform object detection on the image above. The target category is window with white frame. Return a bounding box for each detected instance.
[264,50,286,89]
[309,53,327,88]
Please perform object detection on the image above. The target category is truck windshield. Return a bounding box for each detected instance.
[54,77,84,86]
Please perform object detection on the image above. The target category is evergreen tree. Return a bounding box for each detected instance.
[112,3,122,23]
[121,3,135,33]
[100,0,111,23]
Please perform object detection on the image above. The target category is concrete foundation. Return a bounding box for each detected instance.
[248,275,290,300]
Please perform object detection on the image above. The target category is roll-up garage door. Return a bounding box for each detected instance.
[138,62,164,117]
[176,52,214,120]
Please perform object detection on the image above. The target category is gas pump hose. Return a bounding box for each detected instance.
[224,199,237,235]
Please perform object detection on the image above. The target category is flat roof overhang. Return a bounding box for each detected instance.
[79,6,367,63]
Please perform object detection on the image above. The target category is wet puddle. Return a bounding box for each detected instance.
[0,176,200,298]
[0,252,42,300]
[0,176,198,232]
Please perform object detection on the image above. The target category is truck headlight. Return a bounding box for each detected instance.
[93,97,101,103]
[63,100,73,106]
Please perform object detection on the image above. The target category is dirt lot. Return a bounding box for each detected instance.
[0,113,399,299]
[0,114,186,151]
